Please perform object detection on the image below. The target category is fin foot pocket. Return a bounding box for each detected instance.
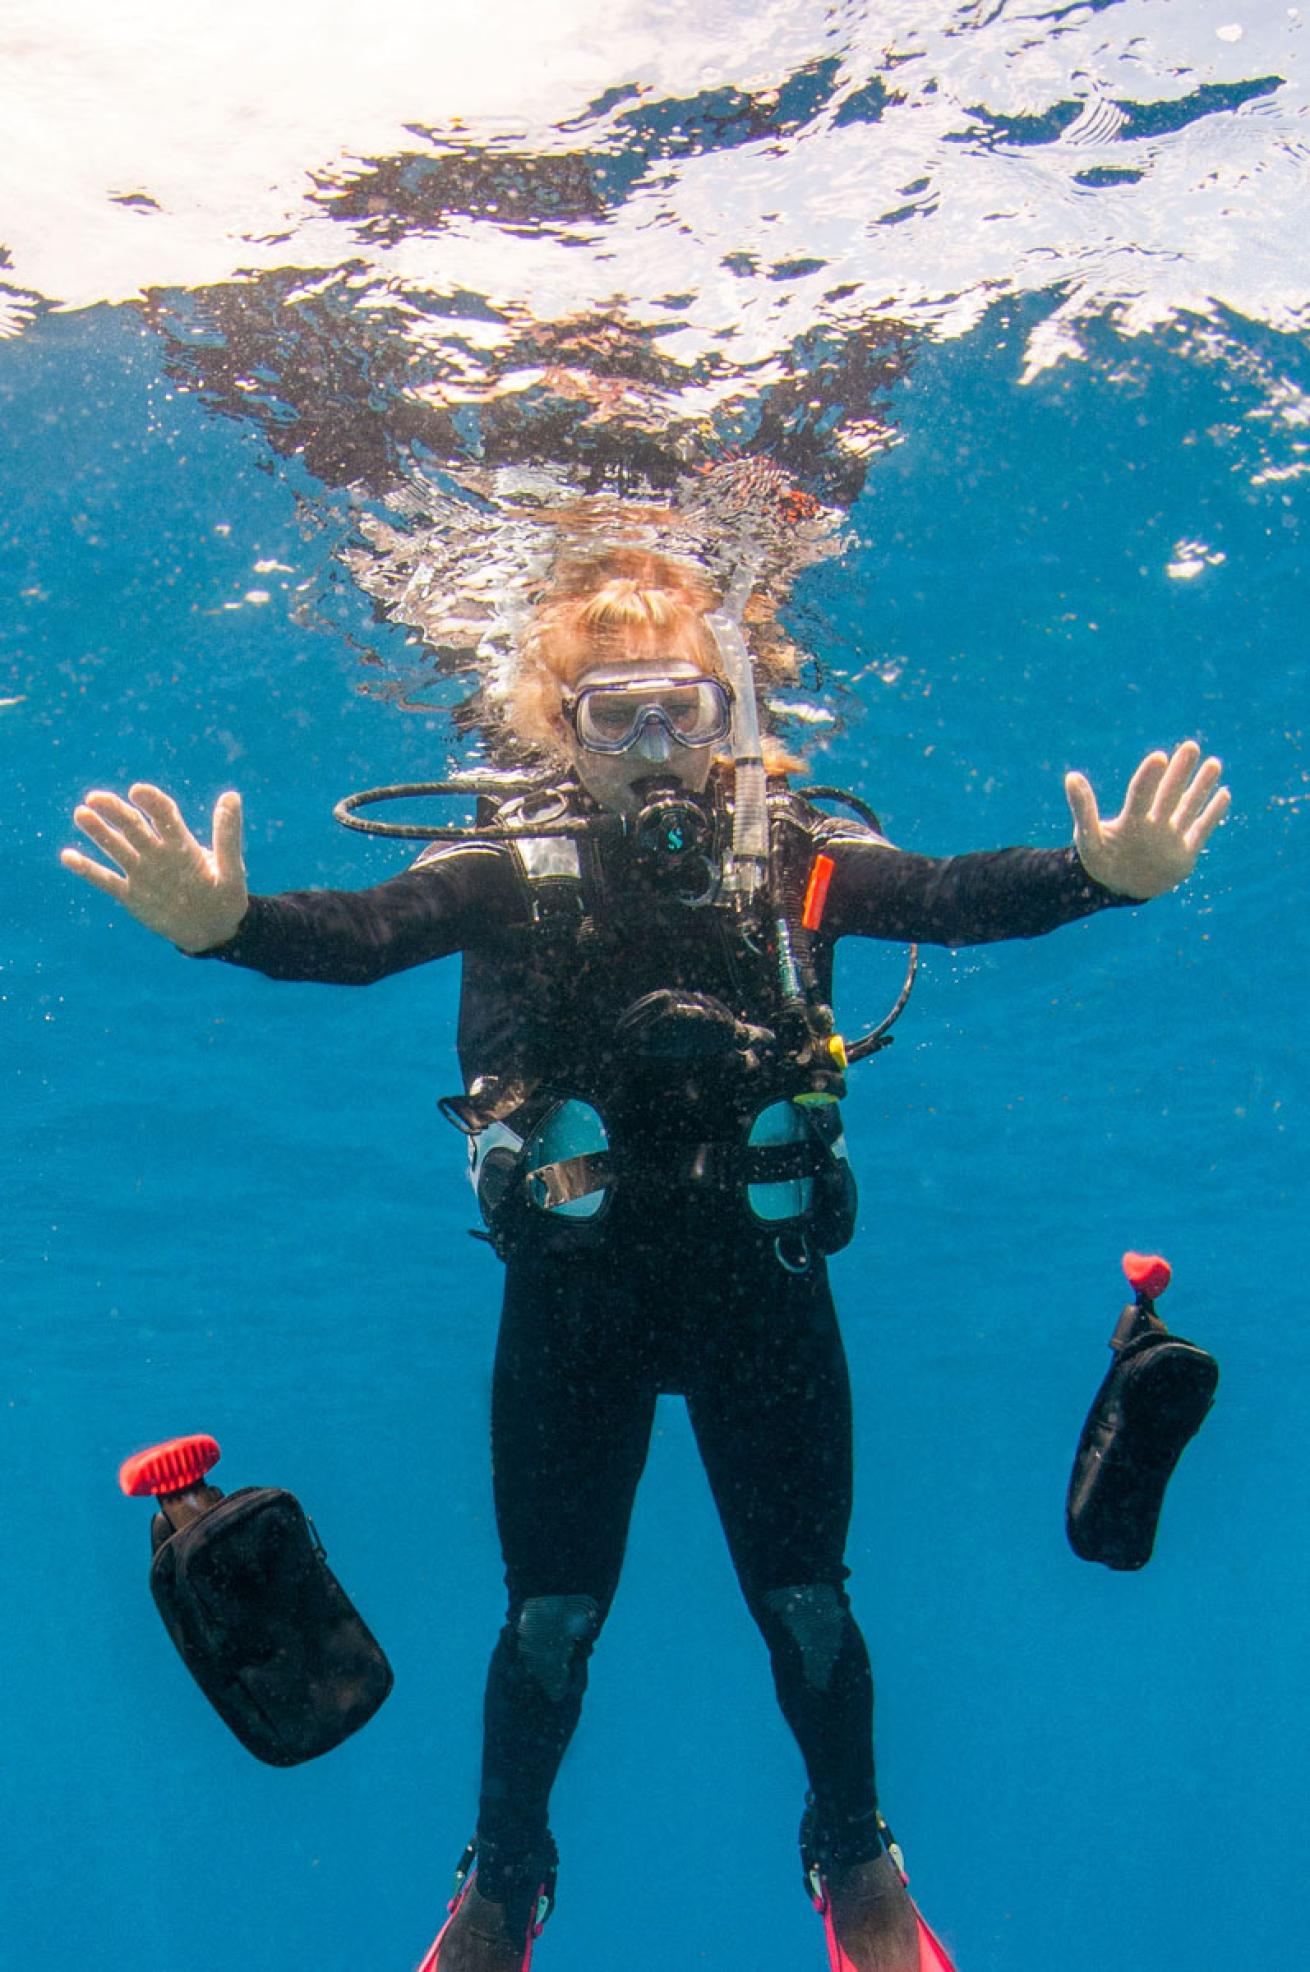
[417,1841,555,1972]
[416,1881,543,1972]
[802,1803,957,1972]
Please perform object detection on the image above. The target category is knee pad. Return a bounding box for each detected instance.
[760,1582,851,1694]
[511,1594,602,1705]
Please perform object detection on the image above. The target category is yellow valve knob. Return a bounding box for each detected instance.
[827,1034,848,1071]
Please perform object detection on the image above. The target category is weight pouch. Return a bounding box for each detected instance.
[1066,1332,1218,1571]
[149,1487,393,1765]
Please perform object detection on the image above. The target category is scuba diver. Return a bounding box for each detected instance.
[63,547,1229,1972]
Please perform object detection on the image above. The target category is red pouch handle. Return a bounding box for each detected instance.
[119,1433,221,1498]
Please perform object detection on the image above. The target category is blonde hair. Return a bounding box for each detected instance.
[506,547,804,774]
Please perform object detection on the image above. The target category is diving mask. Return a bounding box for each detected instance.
[562,675,732,755]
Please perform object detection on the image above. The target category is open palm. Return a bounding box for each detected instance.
[61,783,248,952]
[1065,742,1230,901]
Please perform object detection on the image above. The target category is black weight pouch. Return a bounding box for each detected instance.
[1066,1309,1218,1572]
[149,1487,393,1765]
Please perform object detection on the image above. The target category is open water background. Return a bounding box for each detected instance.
[4,5,1308,1968]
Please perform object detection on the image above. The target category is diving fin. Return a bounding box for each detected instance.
[804,1805,959,1972]
[416,1839,555,1972]
[1066,1253,1218,1571]
[416,1878,541,1972]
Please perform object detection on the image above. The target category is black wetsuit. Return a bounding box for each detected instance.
[203,799,1128,1897]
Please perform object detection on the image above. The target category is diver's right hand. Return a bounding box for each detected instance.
[61,784,249,952]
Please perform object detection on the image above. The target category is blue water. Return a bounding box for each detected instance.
[5,12,1310,1969]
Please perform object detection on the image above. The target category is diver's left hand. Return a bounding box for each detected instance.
[1065,741,1230,900]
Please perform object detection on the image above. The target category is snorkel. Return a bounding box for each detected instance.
[705,563,809,1009]
[699,565,842,1112]
[706,563,770,911]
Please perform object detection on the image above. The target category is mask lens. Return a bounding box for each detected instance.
[662,685,714,737]
[586,693,642,744]
[573,678,729,753]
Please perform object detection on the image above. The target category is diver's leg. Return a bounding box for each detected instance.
[685,1245,919,1972]
[687,1248,875,1826]
[444,1242,655,1967]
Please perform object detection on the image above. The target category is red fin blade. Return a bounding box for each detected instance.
[816,1872,958,1972]
[917,1910,959,1971]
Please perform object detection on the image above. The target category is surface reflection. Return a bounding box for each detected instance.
[3,2,1306,351]
[4,1,1307,730]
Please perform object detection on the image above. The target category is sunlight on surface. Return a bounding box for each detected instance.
[3,0,1310,371]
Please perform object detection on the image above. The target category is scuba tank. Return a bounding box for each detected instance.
[119,1433,393,1765]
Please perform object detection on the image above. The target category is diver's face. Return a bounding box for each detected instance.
[563,658,718,816]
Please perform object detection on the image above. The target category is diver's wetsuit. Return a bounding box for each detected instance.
[202,796,1130,1892]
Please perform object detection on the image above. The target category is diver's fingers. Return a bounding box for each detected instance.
[1064,770,1101,838]
[1172,755,1223,832]
[83,789,159,843]
[128,782,192,849]
[212,791,245,881]
[81,789,161,856]
[1148,741,1202,823]
[73,803,142,870]
[1184,785,1232,853]
[1121,749,1170,821]
[60,846,129,899]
